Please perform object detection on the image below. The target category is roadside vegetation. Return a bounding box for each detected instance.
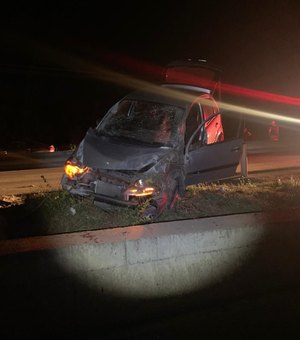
[1,173,300,240]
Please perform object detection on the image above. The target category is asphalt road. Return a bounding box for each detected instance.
[1,140,300,196]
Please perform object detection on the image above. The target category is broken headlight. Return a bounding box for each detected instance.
[124,179,157,200]
[64,159,89,179]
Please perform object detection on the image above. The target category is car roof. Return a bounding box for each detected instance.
[124,83,211,108]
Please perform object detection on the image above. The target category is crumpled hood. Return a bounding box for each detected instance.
[79,128,171,171]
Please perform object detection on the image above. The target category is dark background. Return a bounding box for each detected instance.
[1,1,300,148]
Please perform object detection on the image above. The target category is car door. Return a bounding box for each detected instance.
[184,103,243,186]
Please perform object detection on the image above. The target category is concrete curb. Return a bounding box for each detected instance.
[1,210,300,338]
[1,210,300,295]
[0,209,296,256]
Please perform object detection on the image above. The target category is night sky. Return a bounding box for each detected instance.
[1,1,300,147]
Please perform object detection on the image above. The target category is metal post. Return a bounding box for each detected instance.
[240,142,248,177]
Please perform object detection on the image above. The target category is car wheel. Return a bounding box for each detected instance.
[142,178,181,219]
[143,204,159,220]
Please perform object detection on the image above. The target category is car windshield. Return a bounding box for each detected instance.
[97,100,184,146]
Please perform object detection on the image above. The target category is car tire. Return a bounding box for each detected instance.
[143,204,159,220]
[143,178,181,219]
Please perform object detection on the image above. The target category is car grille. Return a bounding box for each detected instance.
[95,180,123,199]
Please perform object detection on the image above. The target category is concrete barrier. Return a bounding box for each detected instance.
[1,210,300,338]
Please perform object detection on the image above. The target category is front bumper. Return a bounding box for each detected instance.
[61,174,153,209]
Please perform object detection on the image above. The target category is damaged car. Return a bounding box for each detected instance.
[61,59,244,219]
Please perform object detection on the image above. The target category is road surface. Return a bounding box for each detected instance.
[1,140,300,196]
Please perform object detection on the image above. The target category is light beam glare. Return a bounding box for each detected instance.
[36,43,300,128]
[63,55,300,126]
[219,101,300,126]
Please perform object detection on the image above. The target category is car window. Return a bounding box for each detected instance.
[185,96,223,149]
[200,96,224,144]
[185,103,202,146]
[97,99,183,146]
[203,100,214,120]
[202,96,218,120]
